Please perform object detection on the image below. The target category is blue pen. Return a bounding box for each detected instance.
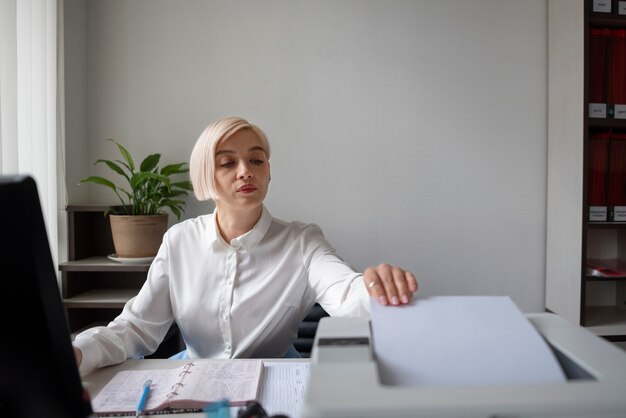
[204,399,230,418]
[135,379,152,417]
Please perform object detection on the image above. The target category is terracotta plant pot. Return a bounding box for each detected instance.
[109,214,168,258]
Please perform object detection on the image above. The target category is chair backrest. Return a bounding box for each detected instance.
[293,304,329,357]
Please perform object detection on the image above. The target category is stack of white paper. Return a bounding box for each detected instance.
[371,296,566,387]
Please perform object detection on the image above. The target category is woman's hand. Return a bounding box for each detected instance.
[363,263,418,306]
[73,345,82,368]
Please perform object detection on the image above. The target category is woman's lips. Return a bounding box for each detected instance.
[237,184,257,193]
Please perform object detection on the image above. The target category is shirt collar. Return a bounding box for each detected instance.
[209,205,272,251]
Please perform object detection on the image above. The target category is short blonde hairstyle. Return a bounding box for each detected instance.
[190,116,271,201]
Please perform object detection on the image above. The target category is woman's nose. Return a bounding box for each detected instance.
[237,162,253,179]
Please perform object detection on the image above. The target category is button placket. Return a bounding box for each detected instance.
[220,248,237,355]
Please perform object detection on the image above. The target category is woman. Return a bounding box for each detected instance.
[73,116,417,374]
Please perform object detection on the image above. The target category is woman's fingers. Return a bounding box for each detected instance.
[364,264,418,306]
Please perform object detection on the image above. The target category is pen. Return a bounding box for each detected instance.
[135,379,151,417]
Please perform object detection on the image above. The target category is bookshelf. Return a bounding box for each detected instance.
[547,0,626,341]
[59,205,182,357]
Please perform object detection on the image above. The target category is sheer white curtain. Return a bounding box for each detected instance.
[0,0,64,272]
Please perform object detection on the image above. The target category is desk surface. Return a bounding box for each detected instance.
[81,358,309,418]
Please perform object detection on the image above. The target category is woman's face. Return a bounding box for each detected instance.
[213,129,270,210]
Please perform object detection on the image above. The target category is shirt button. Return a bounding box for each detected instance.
[222,312,229,320]
[225,344,231,351]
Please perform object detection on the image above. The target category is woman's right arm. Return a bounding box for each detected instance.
[73,345,82,368]
[72,239,175,374]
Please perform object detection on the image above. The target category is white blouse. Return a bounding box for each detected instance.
[74,206,370,374]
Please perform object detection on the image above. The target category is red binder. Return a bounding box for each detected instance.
[608,29,626,106]
[608,131,626,206]
[589,131,610,207]
[590,28,610,104]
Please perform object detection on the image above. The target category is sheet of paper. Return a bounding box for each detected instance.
[179,359,263,404]
[371,295,567,387]
[257,361,310,418]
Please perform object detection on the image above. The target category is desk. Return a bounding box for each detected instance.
[81,314,626,418]
[82,359,310,418]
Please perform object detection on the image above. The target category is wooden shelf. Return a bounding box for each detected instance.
[63,288,137,308]
[61,205,182,358]
[585,275,626,282]
[587,222,626,229]
[60,256,151,272]
[589,13,626,28]
[588,117,626,128]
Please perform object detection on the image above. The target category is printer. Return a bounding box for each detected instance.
[301,313,626,418]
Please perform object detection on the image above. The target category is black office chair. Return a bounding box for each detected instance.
[293,304,329,358]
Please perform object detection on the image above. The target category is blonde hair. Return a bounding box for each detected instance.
[190,116,270,201]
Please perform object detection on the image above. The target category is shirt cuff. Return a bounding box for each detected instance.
[73,334,101,375]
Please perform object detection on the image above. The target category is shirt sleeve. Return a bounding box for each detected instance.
[302,224,371,318]
[73,238,175,375]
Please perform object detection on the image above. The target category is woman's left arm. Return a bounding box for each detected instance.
[363,263,418,306]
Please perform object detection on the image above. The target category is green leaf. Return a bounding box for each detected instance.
[168,206,182,220]
[109,139,135,172]
[165,190,188,198]
[140,154,161,172]
[95,159,130,182]
[161,163,188,176]
[78,176,117,191]
[172,180,193,191]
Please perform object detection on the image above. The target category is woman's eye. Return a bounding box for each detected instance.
[251,159,265,165]
[220,161,235,168]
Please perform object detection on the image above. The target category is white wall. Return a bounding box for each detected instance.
[65,0,548,312]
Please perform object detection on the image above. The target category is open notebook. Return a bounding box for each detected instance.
[0,175,94,417]
[90,359,264,416]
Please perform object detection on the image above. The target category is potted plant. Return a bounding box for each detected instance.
[79,139,193,258]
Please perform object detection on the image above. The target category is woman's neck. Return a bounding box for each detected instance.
[215,204,263,243]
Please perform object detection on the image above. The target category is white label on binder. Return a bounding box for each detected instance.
[615,104,626,119]
[593,0,612,13]
[614,206,626,221]
[619,1,626,14]
[589,103,607,118]
[590,206,607,222]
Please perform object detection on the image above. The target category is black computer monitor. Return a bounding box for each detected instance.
[0,175,93,417]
